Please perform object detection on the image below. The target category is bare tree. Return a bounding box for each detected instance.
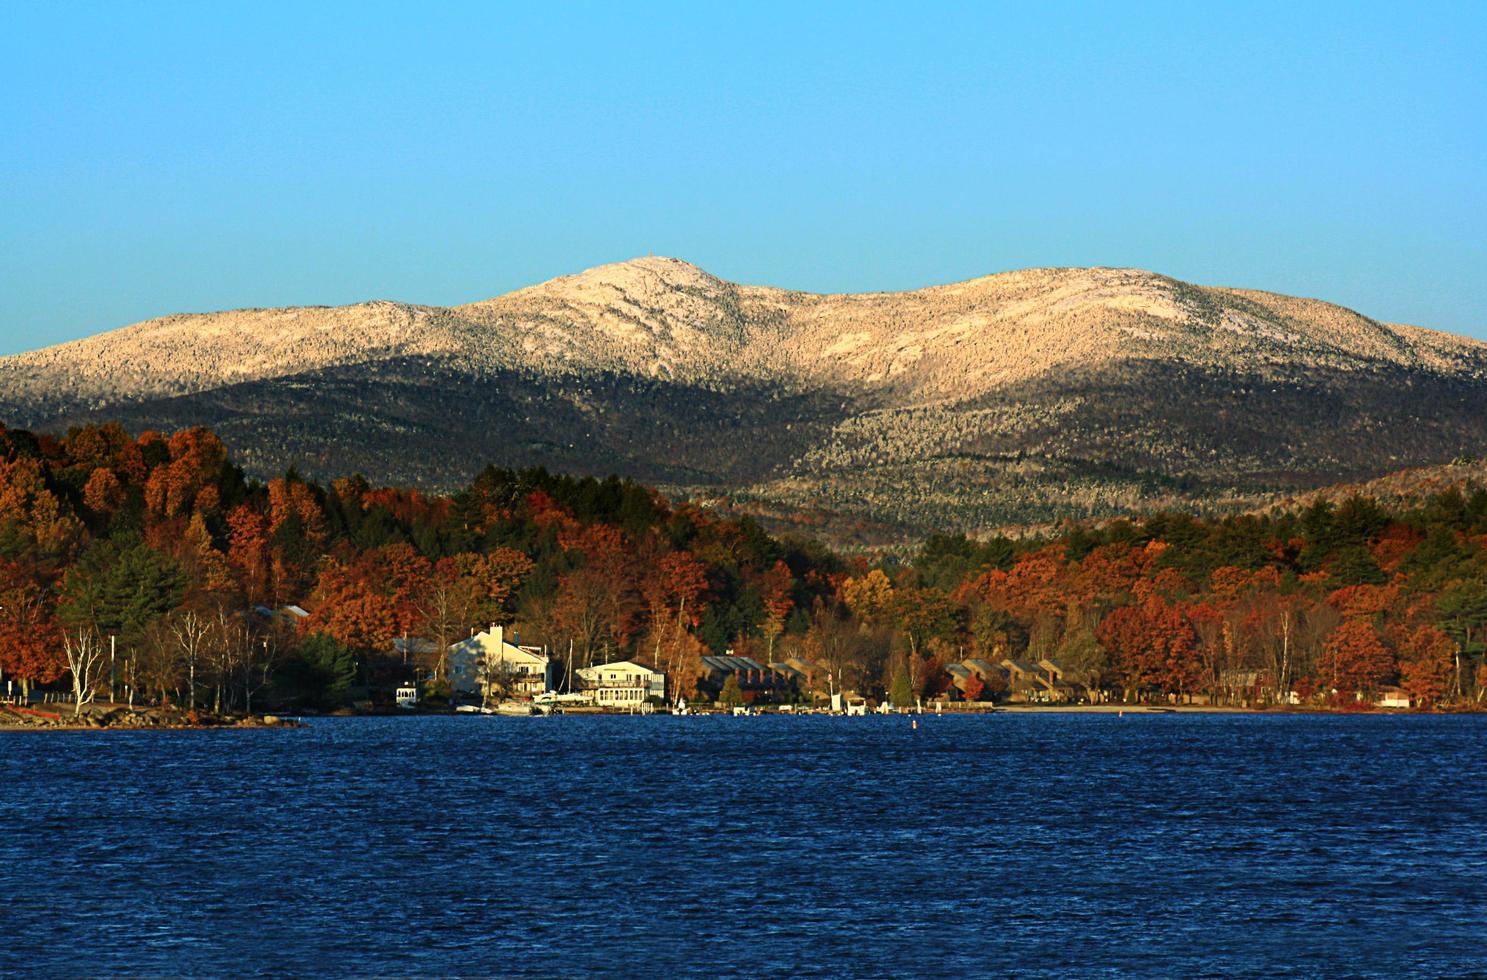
[139,619,184,706]
[806,598,862,702]
[62,627,106,716]
[418,575,478,687]
[168,608,211,711]
[240,625,281,715]
[1254,594,1300,705]
[553,568,610,671]
[208,605,269,714]
[518,590,566,687]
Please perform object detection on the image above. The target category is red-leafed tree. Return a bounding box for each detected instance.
[479,548,536,621]
[82,467,127,518]
[552,565,612,670]
[1327,582,1401,621]
[639,550,710,692]
[1096,596,1200,701]
[1318,620,1395,698]
[307,543,431,653]
[568,524,642,655]
[0,557,64,695]
[757,560,795,660]
[266,477,328,604]
[226,504,271,605]
[1398,624,1453,707]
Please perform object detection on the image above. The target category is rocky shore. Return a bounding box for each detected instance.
[0,703,302,731]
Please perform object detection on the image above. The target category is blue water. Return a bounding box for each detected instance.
[3,714,1485,977]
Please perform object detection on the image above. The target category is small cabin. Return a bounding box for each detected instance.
[395,681,418,709]
[1376,687,1411,709]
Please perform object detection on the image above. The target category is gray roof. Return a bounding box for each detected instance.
[701,655,770,674]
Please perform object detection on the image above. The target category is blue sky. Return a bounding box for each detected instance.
[1,1,1483,355]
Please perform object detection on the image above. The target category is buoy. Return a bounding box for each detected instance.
[912,718,918,730]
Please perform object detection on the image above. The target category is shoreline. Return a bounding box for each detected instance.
[0,703,302,732]
[5,703,1478,730]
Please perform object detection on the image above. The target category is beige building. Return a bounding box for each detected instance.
[576,660,665,708]
[448,626,551,702]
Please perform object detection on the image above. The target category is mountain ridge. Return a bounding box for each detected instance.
[9,256,1483,405]
[3,256,1485,537]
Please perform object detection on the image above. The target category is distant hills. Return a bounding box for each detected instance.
[4,256,1486,538]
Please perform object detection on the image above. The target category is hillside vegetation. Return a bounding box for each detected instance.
[2,421,1485,713]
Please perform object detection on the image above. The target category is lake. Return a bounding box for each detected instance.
[3,713,1485,977]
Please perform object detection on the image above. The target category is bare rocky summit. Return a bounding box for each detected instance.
[4,256,1485,536]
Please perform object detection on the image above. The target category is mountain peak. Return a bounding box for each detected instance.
[495,255,722,305]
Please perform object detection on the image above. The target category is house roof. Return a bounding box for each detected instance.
[701,655,769,673]
[252,603,311,623]
[449,634,549,662]
[577,659,659,676]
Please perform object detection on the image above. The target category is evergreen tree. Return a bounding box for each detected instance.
[290,633,357,708]
[889,661,913,708]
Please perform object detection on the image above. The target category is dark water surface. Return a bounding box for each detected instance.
[3,713,1486,977]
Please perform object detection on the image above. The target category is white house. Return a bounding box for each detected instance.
[447,626,551,702]
[575,660,666,708]
[1376,686,1412,709]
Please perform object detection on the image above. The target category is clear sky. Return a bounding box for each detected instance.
[2,1,1483,355]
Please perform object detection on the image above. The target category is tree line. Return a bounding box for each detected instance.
[1,421,1485,713]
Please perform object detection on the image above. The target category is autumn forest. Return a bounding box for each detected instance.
[2,421,1487,715]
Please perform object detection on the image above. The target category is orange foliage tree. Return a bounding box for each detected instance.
[757,560,795,660]
[307,543,431,653]
[1318,620,1395,697]
[1397,625,1453,706]
[1096,596,1201,700]
[0,558,64,693]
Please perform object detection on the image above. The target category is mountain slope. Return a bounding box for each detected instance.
[3,256,1485,534]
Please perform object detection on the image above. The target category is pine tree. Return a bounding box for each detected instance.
[889,661,913,708]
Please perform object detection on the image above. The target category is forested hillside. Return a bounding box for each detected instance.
[2,421,1485,711]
